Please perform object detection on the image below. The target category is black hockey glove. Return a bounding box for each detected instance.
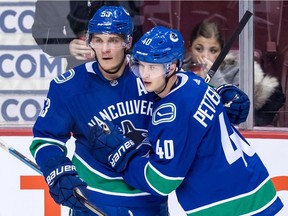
[90,121,151,172]
[216,84,250,125]
[40,155,87,210]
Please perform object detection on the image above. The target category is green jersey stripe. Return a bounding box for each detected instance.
[73,154,148,196]
[145,162,184,195]
[187,178,277,216]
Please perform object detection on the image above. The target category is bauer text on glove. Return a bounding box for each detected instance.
[90,121,151,172]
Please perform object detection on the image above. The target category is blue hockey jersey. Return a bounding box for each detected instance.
[123,72,283,215]
[30,61,167,207]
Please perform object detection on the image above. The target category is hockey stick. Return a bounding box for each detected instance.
[0,139,41,174]
[0,139,106,216]
[204,10,253,83]
[73,187,107,216]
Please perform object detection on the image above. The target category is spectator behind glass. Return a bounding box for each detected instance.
[32,0,143,70]
[182,21,227,87]
[183,20,286,126]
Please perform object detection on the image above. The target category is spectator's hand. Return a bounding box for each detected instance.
[41,156,87,210]
[216,84,250,125]
[69,39,93,60]
[198,56,213,70]
[192,56,213,79]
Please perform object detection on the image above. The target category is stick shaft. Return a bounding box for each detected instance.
[0,140,42,174]
[73,187,107,216]
[0,139,105,216]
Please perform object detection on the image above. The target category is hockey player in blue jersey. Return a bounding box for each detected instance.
[30,5,251,216]
[30,6,168,216]
[92,26,284,215]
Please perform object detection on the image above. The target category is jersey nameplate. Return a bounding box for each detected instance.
[193,87,220,127]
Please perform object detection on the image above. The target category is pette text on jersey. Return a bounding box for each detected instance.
[193,86,221,127]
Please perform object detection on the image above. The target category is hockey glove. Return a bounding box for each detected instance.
[40,154,87,210]
[216,84,250,125]
[91,121,151,172]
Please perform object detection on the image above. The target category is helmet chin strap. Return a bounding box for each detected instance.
[155,76,169,95]
[90,46,127,75]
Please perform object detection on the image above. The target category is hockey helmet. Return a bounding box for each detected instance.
[132,26,184,69]
[87,5,134,44]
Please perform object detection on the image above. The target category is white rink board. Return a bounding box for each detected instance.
[0,136,287,216]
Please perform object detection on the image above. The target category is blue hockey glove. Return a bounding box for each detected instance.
[108,137,151,172]
[216,84,250,125]
[41,156,87,210]
[90,121,151,172]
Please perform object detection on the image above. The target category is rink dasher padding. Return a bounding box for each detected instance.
[0,130,287,216]
[2,128,288,138]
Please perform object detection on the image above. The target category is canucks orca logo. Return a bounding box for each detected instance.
[152,103,176,125]
[54,69,75,84]
[121,120,148,144]
[39,98,50,117]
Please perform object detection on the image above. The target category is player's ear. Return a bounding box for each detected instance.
[125,36,133,51]
[169,63,177,75]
